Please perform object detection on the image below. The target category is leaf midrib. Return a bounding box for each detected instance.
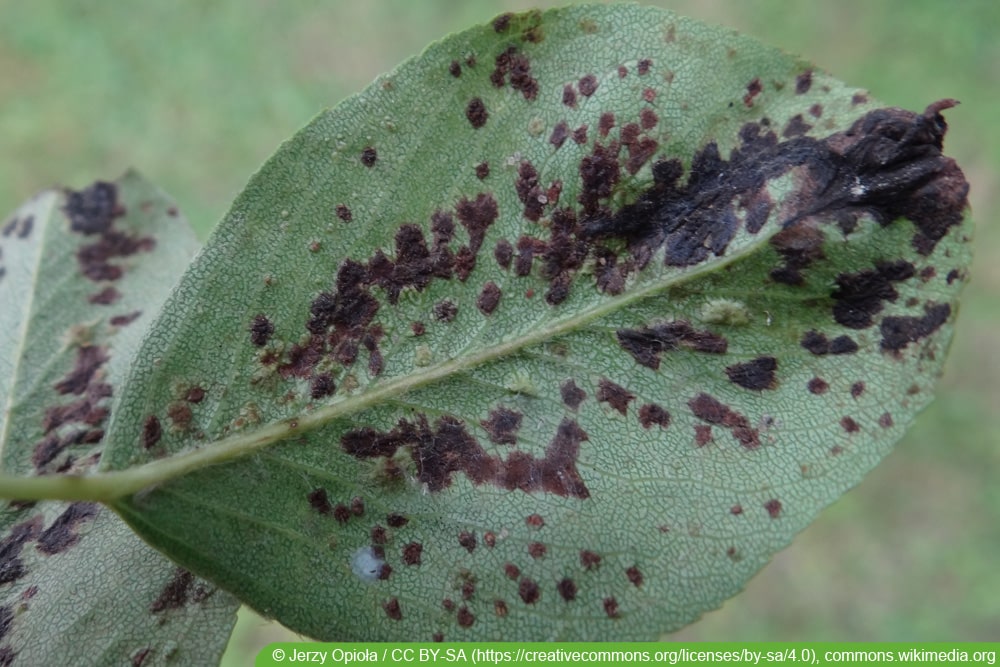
[0,229,768,503]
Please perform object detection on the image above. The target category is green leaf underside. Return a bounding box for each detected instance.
[0,173,238,665]
[102,6,969,641]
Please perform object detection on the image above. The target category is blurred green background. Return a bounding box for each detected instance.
[1,0,996,654]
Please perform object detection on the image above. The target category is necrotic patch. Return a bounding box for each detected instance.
[596,378,634,415]
[725,356,778,391]
[580,102,966,282]
[466,98,488,129]
[688,393,759,449]
[341,414,589,498]
[36,502,99,555]
[616,321,727,369]
[557,578,577,601]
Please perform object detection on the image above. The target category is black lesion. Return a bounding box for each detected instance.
[581,100,967,271]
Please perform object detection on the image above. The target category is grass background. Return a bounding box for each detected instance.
[1,0,996,653]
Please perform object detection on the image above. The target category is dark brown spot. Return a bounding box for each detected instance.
[504,563,520,580]
[528,542,546,559]
[526,514,544,528]
[881,303,951,351]
[796,69,813,94]
[852,92,869,105]
[626,566,643,587]
[879,412,894,428]
[480,407,522,444]
[518,577,540,604]
[335,204,352,222]
[578,74,598,97]
[433,300,457,322]
[386,513,408,528]
[809,103,823,118]
[466,98,488,129]
[833,260,915,329]
[743,78,762,107]
[0,517,43,586]
[109,311,141,327]
[494,599,509,617]
[249,314,274,347]
[456,192,498,254]
[598,112,615,138]
[142,415,161,450]
[475,162,490,180]
[65,181,119,235]
[493,239,513,270]
[476,281,502,315]
[493,13,512,32]
[88,286,121,305]
[562,84,577,108]
[783,114,813,138]
[333,504,350,524]
[637,59,652,75]
[342,415,589,498]
[449,60,461,78]
[458,531,476,553]
[411,321,426,336]
[638,403,670,429]
[557,578,577,601]
[580,550,601,570]
[603,596,620,618]
[310,373,335,399]
[350,496,365,516]
[382,598,402,621]
[617,65,628,78]
[370,525,387,545]
[572,125,588,144]
[850,381,865,398]
[491,46,538,100]
[457,606,475,628]
[402,542,422,565]
[764,499,782,519]
[640,108,658,131]
[432,632,444,642]
[730,504,744,515]
[549,120,569,149]
[725,356,778,391]
[616,321,727,370]
[361,146,377,167]
[694,424,712,446]
[841,416,860,433]
[558,379,587,410]
[596,378,634,416]
[150,568,194,613]
[688,393,759,449]
[307,488,332,516]
[54,346,110,395]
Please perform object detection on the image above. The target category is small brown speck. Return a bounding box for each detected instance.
[494,599,509,617]
[383,598,402,620]
[603,596,619,618]
[361,146,377,167]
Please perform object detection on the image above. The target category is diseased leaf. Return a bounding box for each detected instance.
[103,7,970,640]
[0,173,238,665]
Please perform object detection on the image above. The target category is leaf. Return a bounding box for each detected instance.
[102,6,970,641]
[0,172,239,665]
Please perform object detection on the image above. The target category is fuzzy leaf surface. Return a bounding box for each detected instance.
[104,6,970,640]
[0,173,238,665]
